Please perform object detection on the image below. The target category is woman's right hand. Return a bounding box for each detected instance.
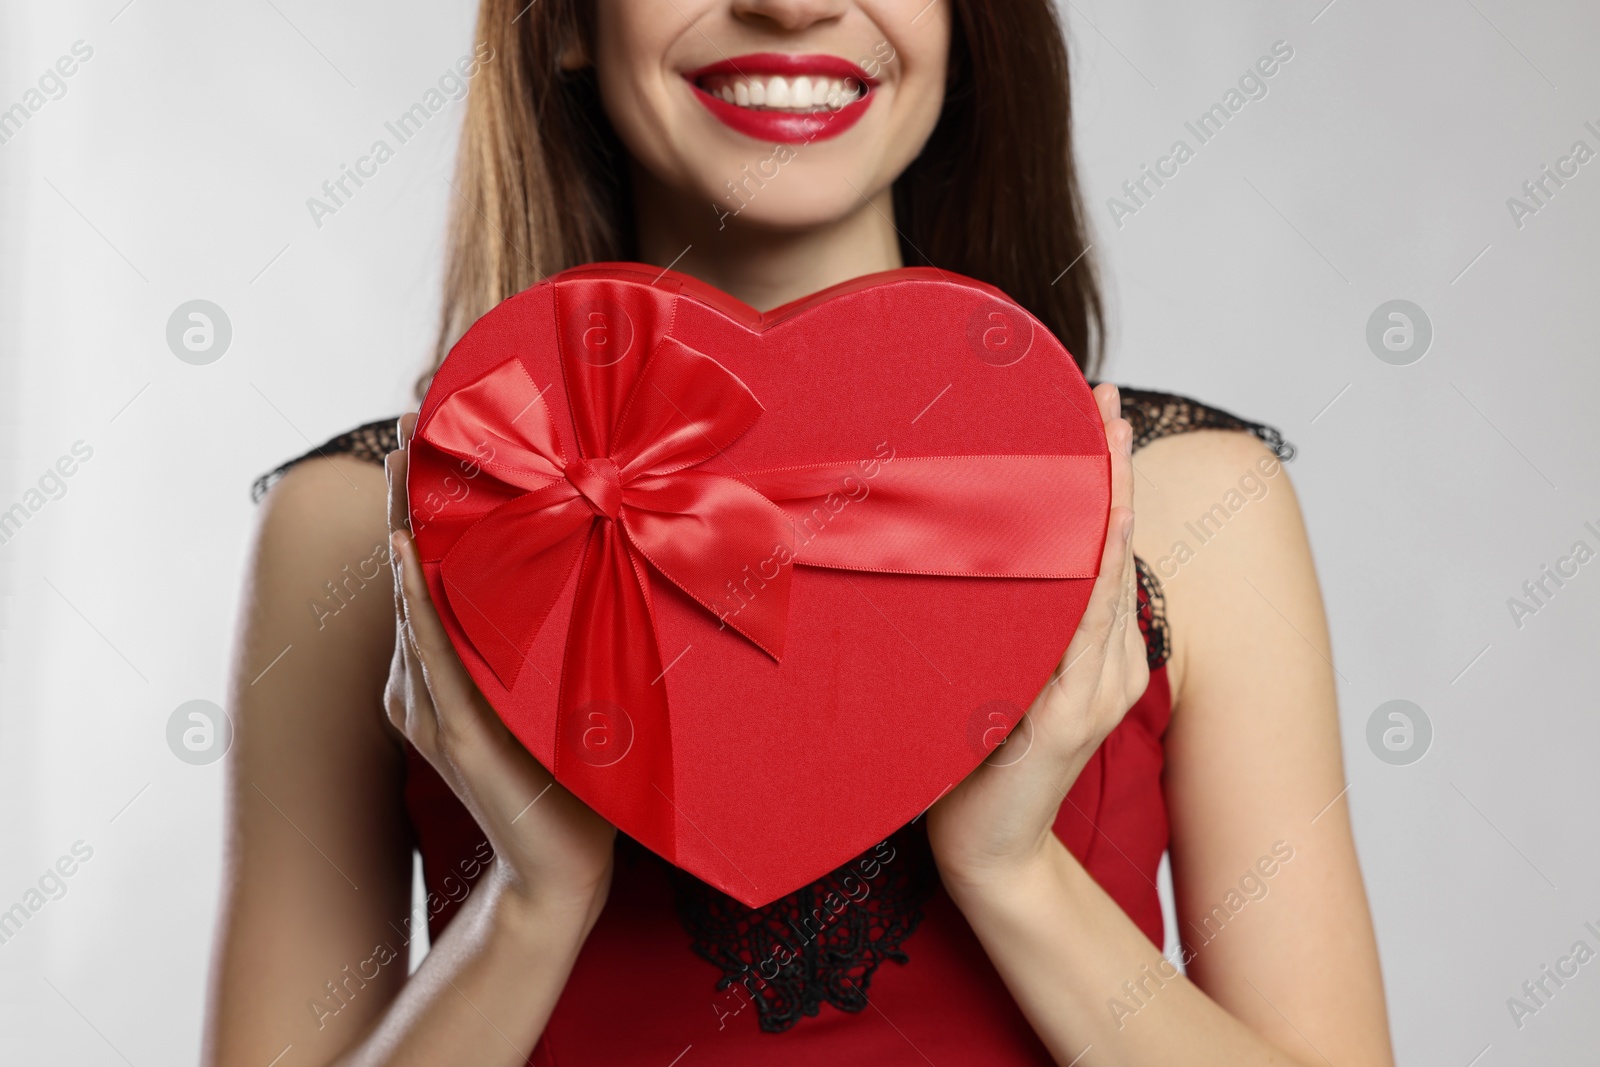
[384,412,617,922]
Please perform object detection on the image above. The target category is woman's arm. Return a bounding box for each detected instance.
[204,455,417,1063]
[203,446,611,1066]
[931,393,1393,1066]
[1156,427,1392,1064]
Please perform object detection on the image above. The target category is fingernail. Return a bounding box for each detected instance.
[1123,515,1134,542]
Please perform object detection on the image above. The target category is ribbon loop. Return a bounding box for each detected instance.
[611,337,765,480]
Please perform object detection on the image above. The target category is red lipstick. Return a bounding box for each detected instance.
[684,52,878,144]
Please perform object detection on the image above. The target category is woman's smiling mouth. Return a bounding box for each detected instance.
[685,52,878,143]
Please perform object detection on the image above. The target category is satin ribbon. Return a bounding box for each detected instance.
[414,336,1106,858]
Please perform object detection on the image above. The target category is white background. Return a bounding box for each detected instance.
[2,1,1597,1063]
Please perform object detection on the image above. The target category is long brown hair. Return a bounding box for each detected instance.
[427,0,1103,396]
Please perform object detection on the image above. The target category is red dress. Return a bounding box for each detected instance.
[252,388,1291,1064]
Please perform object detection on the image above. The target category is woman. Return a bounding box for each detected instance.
[204,2,1394,1064]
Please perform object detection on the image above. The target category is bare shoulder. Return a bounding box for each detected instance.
[240,450,400,746]
[244,455,396,677]
[237,448,404,744]
[1127,426,1310,705]
[253,451,390,565]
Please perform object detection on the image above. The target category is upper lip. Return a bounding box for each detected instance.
[683,52,879,88]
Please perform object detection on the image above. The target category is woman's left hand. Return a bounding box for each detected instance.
[926,383,1149,897]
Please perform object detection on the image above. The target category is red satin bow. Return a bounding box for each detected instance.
[414,336,1107,857]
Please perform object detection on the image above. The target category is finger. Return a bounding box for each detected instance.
[1118,565,1150,697]
[385,451,408,615]
[1108,508,1139,663]
[383,632,404,719]
[1049,391,1132,674]
[1115,514,1149,686]
[382,447,412,646]
[385,628,433,744]
[387,530,441,749]
[1106,505,1136,649]
[1099,384,1133,526]
[1054,502,1134,685]
[384,448,412,658]
[1123,577,1149,677]
[385,446,411,542]
[393,528,491,719]
[1090,383,1135,620]
[1093,380,1119,422]
[1116,477,1137,626]
[383,450,411,647]
[1098,384,1137,647]
[398,613,441,755]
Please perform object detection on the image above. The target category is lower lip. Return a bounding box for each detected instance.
[688,82,873,144]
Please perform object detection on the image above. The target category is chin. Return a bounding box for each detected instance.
[710,184,876,234]
[682,124,897,229]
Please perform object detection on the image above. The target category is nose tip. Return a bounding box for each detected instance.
[567,457,624,519]
[729,0,847,32]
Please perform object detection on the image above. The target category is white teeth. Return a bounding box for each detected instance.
[698,72,865,113]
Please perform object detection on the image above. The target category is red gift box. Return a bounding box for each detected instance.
[408,264,1109,907]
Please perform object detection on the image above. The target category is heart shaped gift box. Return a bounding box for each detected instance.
[408,263,1109,908]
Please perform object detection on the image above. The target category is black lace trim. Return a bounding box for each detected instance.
[666,821,937,1034]
[1133,556,1169,671]
[1108,385,1297,463]
[250,418,400,502]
